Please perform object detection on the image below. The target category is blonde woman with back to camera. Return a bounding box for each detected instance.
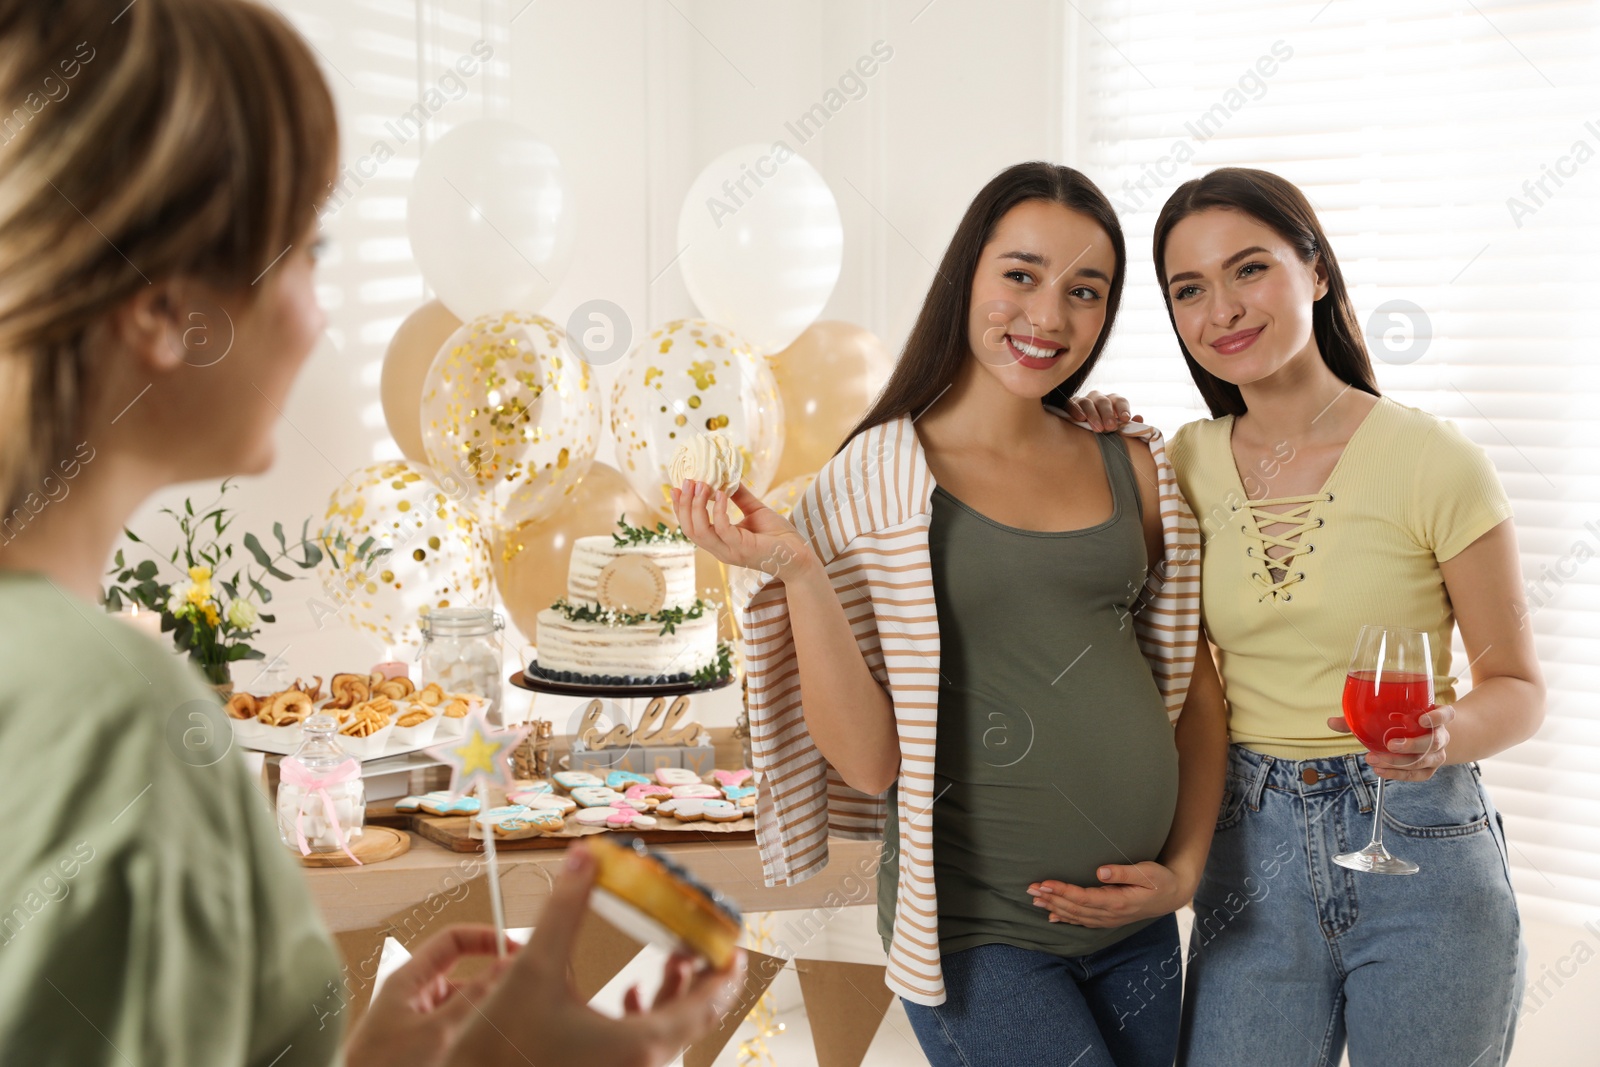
[0,1,742,1064]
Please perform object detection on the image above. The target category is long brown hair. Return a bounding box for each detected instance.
[837,161,1126,453]
[0,0,339,514]
[1151,168,1378,418]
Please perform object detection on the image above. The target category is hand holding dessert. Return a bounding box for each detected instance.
[441,844,747,1067]
[671,478,811,579]
[668,431,813,579]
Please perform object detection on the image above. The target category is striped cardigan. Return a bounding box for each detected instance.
[739,407,1203,1005]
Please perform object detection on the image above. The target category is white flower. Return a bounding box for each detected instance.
[167,585,193,615]
[227,599,259,630]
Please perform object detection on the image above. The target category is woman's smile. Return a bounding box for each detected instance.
[1006,332,1068,369]
[1209,325,1264,355]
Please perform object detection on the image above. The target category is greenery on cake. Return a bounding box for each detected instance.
[691,641,735,685]
[611,516,689,547]
[549,596,714,636]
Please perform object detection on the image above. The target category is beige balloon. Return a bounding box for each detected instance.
[769,321,894,487]
[380,300,461,465]
[490,462,659,645]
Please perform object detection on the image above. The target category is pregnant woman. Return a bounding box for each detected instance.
[1075,167,1542,1066]
[676,161,1227,1067]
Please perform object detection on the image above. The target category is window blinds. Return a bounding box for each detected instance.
[273,0,503,464]
[1069,0,1600,924]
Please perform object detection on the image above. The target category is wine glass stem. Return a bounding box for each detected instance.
[1368,774,1389,851]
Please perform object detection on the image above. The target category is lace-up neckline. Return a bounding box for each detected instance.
[1232,492,1332,601]
[1221,399,1385,605]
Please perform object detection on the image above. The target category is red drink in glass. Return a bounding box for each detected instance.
[1335,627,1432,876]
[1342,669,1433,752]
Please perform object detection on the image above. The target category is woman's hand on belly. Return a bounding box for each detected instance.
[1026,860,1187,928]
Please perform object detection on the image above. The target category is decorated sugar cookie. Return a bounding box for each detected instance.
[483,804,529,820]
[553,771,604,790]
[606,770,653,789]
[524,808,567,832]
[670,783,721,799]
[606,808,657,829]
[623,784,672,807]
[712,769,752,789]
[419,794,481,816]
[654,767,702,786]
[522,793,577,814]
[696,799,743,823]
[571,786,626,808]
[487,806,565,836]
[396,791,454,812]
[660,796,740,822]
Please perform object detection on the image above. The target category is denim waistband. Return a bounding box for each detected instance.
[1226,743,1438,813]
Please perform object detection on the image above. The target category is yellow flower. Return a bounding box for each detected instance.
[189,565,211,584]
[202,603,220,628]
[187,584,211,608]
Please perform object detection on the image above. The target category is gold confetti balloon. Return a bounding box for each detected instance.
[610,318,785,518]
[765,472,817,518]
[315,461,495,653]
[420,311,601,532]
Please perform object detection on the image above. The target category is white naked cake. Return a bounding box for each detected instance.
[532,519,729,686]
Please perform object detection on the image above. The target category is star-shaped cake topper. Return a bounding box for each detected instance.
[425,700,532,798]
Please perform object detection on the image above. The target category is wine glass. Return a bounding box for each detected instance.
[1333,624,1434,876]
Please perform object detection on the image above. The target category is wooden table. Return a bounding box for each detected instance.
[303,725,883,932]
[306,832,883,933]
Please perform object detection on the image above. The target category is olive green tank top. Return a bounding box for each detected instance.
[878,431,1180,959]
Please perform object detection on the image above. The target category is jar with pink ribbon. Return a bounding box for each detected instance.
[276,714,366,864]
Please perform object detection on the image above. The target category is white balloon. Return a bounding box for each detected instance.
[406,119,576,321]
[677,144,843,353]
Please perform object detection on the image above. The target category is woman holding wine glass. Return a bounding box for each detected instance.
[1071,168,1544,1066]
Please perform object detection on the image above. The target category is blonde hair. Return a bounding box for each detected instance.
[0,0,338,514]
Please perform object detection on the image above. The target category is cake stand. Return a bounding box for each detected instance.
[509,667,736,699]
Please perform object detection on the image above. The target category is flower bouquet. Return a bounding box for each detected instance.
[102,479,388,691]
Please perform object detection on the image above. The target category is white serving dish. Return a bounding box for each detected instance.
[333,722,396,760]
[390,712,441,748]
[233,720,432,761]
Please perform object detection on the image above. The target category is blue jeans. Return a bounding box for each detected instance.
[1179,745,1525,1067]
[902,915,1182,1067]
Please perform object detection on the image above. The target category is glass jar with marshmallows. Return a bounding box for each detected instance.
[418,607,505,723]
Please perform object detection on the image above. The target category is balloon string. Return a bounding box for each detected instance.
[715,558,745,678]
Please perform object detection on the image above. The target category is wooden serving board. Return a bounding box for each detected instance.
[295,825,410,867]
[407,813,755,853]
[365,801,421,829]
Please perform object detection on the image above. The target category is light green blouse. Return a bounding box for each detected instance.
[0,571,343,1065]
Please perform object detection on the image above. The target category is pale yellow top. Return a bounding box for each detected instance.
[1169,397,1514,759]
